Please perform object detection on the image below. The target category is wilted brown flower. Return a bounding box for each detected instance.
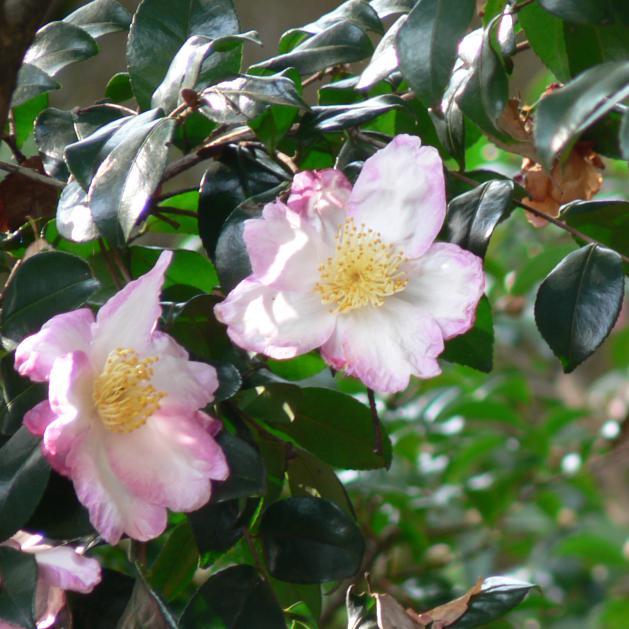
[517,143,604,228]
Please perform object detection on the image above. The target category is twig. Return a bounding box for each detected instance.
[243,529,272,581]
[110,247,131,283]
[512,0,535,11]
[98,239,123,290]
[367,388,384,458]
[515,40,531,53]
[151,210,180,229]
[302,70,326,88]
[448,170,629,265]
[0,159,65,189]
[155,206,197,218]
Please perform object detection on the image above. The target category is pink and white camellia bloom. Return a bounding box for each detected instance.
[14,251,229,544]
[0,532,101,629]
[215,135,485,393]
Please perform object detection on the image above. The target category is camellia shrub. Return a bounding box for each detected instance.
[0,0,627,627]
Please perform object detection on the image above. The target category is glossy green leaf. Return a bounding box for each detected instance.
[104,72,133,103]
[64,0,132,38]
[24,22,98,77]
[147,522,199,601]
[0,427,50,542]
[201,72,307,125]
[538,0,628,26]
[247,385,392,470]
[535,244,624,372]
[88,115,175,243]
[34,108,77,180]
[431,98,465,168]
[564,22,629,77]
[11,65,59,108]
[181,565,285,628]
[252,22,373,75]
[442,296,494,373]
[0,547,37,629]
[456,20,509,136]
[0,355,47,436]
[450,577,536,628]
[260,496,365,583]
[127,0,239,110]
[267,353,326,381]
[65,109,142,191]
[397,0,475,107]
[561,200,629,258]
[287,448,354,517]
[212,432,266,502]
[56,180,100,243]
[1,251,99,344]
[11,93,48,149]
[622,107,629,159]
[443,180,513,258]
[72,103,132,140]
[518,4,570,82]
[304,95,404,132]
[369,0,414,19]
[534,61,629,169]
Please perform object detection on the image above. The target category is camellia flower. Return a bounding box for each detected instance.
[0,532,101,629]
[215,135,485,393]
[15,251,228,544]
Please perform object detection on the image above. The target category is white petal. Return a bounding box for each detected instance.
[215,279,336,359]
[402,242,485,339]
[321,298,444,393]
[348,134,446,257]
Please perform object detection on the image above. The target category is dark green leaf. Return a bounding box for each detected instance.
[11,94,48,149]
[73,103,131,140]
[287,448,354,517]
[518,4,570,81]
[538,0,627,26]
[67,569,134,629]
[280,0,382,52]
[212,432,266,502]
[181,565,286,629]
[1,251,99,344]
[252,22,373,75]
[535,244,624,372]
[369,0,413,18]
[118,565,178,629]
[127,0,239,110]
[455,20,509,136]
[88,116,175,243]
[431,98,465,168]
[0,547,37,629]
[451,577,536,628]
[148,522,199,601]
[249,104,298,153]
[534,61,629,169]
[105,72,133,103]
[563,22,629,77]
[442,296,494,373]
[0,427,50,542]
[64,0,132,38]
[0,354,47,436]
[56,179,99,243]
[561,200,629,258]
[357,14,406,90]
[34,108,77,180]
[304,95,404,132]
[201,72,307,125]
[260,496,365,583]
[65,109,142,191]
[246,384,392,470]
[24,22,98,77]
[11,65,59,108]
[397,0,475,107]
[443,179,513,258]
[198,146,288,262]
[188,498,258,554]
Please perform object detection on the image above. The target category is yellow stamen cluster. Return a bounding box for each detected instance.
[315,218,407,313]
[93,348,164,434]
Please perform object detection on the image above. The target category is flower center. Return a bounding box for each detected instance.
[315,218,408,313]
[93,348,164,434]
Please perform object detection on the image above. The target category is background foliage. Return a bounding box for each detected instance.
[0,0,627,627]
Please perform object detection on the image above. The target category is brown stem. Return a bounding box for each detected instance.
[0,159,65,189]
[302,70,325,88]
[512,0,535,11]
[367,388,384,458]
[151,210,180,229]
[243,529,271,581]
[110,247,131,283]
[448,170,629,265]
[154,206,197,218]
[515,40,531,53]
